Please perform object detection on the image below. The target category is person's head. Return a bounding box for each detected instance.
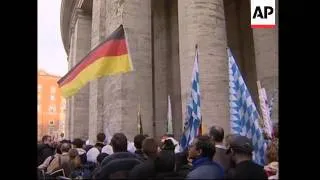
[60,133,64,138]
[97,133,106,143]
[42,135,52,146]
[188,135,216,160]
[142,137,159,159]
[266,138,278,163]
[69,148,81,169]
[60,143,71,153]
[225,134,237,148]
[51,141,59,149]
[110,133,128,152]
[226,135,253,164]
[84,145,94,152]
[97,153,109,165]
[134,134,147,150]
[72,138,84,149]
[160,139,176,151]
[209,125,224,143]
[60,139,71,144]
[56,143,62,154]
[69,148,79,159]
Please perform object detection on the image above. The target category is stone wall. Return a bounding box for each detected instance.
[178,0,230,134]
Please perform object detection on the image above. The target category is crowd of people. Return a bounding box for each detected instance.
[37,124,279,179]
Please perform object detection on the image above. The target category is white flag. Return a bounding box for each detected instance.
[257,84,273,139]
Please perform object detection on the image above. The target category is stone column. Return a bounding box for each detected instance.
[88,0,107,144]
[252,31,278,121]
[152,0,169,139]
[102,0,152,140]
[178,0,230,134]
[69,9,92,140]
[167,0,183,139]
[238,0,259,109]
[65,55,72,139]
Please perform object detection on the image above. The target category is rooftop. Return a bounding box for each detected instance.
[38,69,62,78]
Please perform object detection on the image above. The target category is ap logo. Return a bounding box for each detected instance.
[251,0,276,28]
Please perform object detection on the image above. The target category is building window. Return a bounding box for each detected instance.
[50,95,55,101]
[49,120,54,127]
[37,105,40,112]
[37,97,40,105]
[51,86,56,94]
[49,105,56,113]
[38,85,42,93]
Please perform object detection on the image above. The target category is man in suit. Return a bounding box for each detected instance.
[209,125,234,173]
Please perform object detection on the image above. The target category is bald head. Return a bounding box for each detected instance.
[209,125,224,143]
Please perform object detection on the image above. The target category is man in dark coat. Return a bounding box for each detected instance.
[209,125,234,172]
[225,135,268,179]
[133,134,147,160]
[38,135,55,166]
[128,137,159,179]
[96,133,142,179]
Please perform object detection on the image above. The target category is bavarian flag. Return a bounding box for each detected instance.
[58,24,133,98]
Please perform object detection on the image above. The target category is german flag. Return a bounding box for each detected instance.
[58,25,133,98]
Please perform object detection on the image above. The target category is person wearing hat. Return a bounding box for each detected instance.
[225,135,268,179]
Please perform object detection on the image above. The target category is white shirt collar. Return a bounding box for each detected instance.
[215,144,227,149]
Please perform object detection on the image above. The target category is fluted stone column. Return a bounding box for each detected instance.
[251,0,278,122]
[252,29,278,121]
[151,0,183,139]
[69,9,92,140]
[152,0,170,139]
[101,0,152,140]
[88,0,107,144]
[178,0,230,134]
[167,0,183,140]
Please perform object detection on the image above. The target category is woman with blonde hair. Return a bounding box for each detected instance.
[69,148,92,179]
[264,138,279,179]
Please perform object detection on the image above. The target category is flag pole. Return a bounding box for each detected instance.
[167,95,173,135]
[121,3,134,72]
[137,100,140,134]
[137,96,143,135]
[256,81,264,129]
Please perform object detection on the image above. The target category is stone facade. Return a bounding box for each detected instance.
[60,0,278,142]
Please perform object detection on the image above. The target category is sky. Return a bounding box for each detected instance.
[38,0,67,77]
